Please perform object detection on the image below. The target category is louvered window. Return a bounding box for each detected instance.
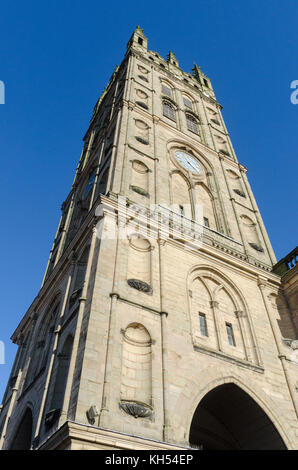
[186,114,199,134]
[162,84,172,97]
[163,101,176,121]
[183,97,192,109]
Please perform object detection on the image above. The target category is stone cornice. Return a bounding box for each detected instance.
[193,344,264,373]
[130,49,220,107]
[110,292,167,317]
[38,420,190,450]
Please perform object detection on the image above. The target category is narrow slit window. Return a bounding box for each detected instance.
[203,78,209,88]
[226,323,236,346]
[203,217,209,227]
[199,313,208,337]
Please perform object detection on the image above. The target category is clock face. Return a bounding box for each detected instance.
[175,151,203,175]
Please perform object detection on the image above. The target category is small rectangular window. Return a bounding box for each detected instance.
[203,78,209,88]
[203,217,209,227]
[226,323,236,346]
[199,313,208,337]
[138,37,143,46]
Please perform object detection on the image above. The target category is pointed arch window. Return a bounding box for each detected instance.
[163,100,176,121]
[186,113,199,134]
[45,335,74,428]
[82,171,96,200]
[24,300,60,388]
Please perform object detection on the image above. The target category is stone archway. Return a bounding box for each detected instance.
[10,408,33,450]
[189,383,287,450]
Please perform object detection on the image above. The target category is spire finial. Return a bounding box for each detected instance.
[192,63,201,80]
[167,50,179,66]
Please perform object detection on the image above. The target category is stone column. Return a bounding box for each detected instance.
[210,300,222,352]
[235,310,250,362]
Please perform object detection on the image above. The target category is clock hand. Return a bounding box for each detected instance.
[185,155,195,171]
[187,158,199,172]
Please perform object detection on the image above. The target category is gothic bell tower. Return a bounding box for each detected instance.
[1,27,297,450]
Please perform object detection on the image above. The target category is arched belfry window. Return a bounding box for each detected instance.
[9,408,33,450]
[161,83,172,97]
[186,113,199,134]
[24,299,60,388]
[162,100,176,121]
[45,335,74,429]
[120,323,153,419]
[68,245,90,310]
[82,170,96,200]
[183,96,193,109]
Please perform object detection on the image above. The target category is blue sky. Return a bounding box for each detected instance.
[0,0,297,399]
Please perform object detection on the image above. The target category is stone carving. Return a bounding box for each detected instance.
[130,185,149,197]
[136,101,148,110]
[233,189,246,198]
[127,278,152,293]
[135,136,149,145]
[249,242,264,253]
[119,400,153,419]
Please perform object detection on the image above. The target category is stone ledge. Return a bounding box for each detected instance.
[38,420,190,450]
[193,344,264,373]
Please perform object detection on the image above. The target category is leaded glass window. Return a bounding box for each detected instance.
[83,171,96,199]
[183,97,193,109]
[162,84,172,97]
[186,114,199,134]
[199,313,208,337]
[226,323,236,346]
[163,101,176,121]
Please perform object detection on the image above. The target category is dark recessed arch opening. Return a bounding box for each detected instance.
[189,383,287,450]
[9,408,33,450]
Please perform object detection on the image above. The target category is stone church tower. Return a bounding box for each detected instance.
[0,27,297,450]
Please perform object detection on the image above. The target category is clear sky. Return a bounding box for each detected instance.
[0,0,297,400]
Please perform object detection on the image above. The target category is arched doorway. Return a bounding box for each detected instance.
[189,384,286,450]
[10,408,33,450]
